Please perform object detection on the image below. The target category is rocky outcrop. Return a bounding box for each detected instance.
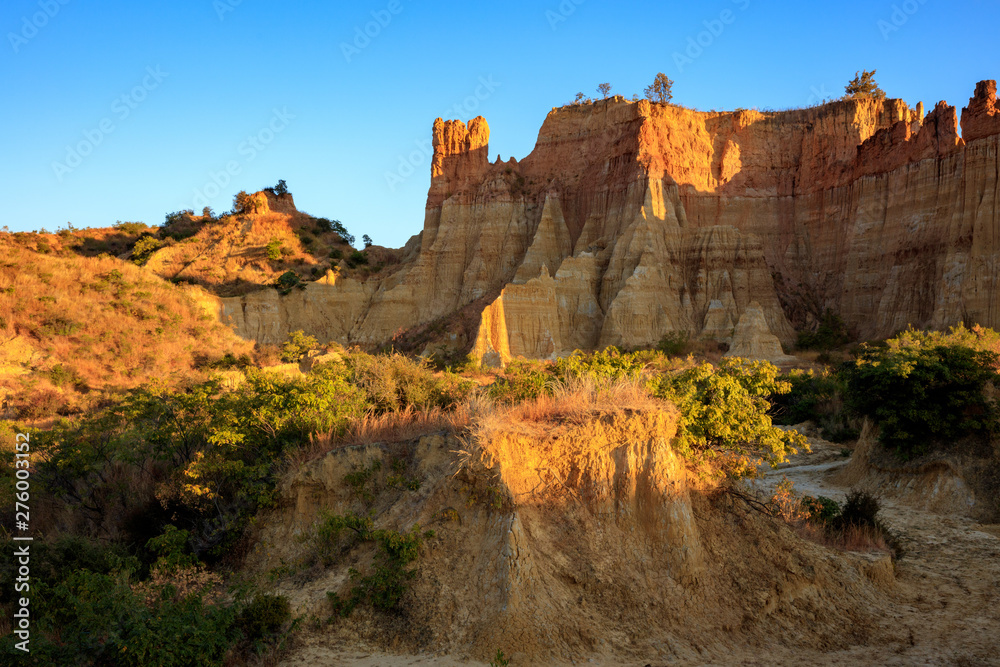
[219,81,1000,364]
[725,302,797,364]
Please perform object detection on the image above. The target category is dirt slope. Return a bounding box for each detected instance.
[248,395,919,666]
[267,423,1000,666]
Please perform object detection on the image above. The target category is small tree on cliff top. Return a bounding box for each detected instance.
[597,82,612,99]
[845,70,886,100]
[644,73,674,104]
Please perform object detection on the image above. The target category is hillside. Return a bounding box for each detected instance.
[213,80,1000,366]
[0,232,254,420]
[146,190,403,297]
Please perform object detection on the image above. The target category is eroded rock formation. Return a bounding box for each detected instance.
[220,81,1000,363]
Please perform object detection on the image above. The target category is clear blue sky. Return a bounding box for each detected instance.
[2,0,997,247]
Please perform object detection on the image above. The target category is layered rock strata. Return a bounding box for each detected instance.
[220,81,1000,362]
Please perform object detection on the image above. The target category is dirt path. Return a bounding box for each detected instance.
[751,436,1000,666]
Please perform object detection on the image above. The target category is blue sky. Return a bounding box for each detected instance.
[2,0,997,247]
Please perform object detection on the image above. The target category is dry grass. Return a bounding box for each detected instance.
[458,376,674,477]
[480,374,661,434]
[289,405,472,467]
[450,377,684,510]
[796,521,891,554]
[0,236,253,418]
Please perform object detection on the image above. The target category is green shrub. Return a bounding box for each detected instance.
[348,250,368,266]
[346,352,469,411]
[771,369,858,442]
[131,234,164,266]
[320,512,433,616]
[657,331,691,356]
[266,238,283,261]
[651,358,806,473]
[46,363,80,387]
[489,360,552,404]
[0,535,134,608]
[315,218,354,245]
[114,220,147,235]
[147,525,197,570]
[801,495,841,523]
[835,488,881,530]
[553,347,648,382]
[275,270,304,294]
[238,594,290,642]
[797,310,851,350]
[164,210,190,226]
[7,568,237,666]
[282,330,318,362]
[36,365,369,557]
[843,326,999,456]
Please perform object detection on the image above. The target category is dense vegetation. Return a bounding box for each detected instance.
[777,325,1000,456]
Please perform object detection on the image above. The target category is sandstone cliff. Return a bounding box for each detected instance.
[219,81,1000,363]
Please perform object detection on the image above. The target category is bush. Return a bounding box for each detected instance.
[114,221,147,235]
[320,512,433,616]
[796,310,851,350]
[651,358,806,474]
[348,250,368,266]
[843,326,999,456]
[489,360,552,404]
[835,488,881,530]
[265,238,283,261]
[131,234,164,266]
[657,331,691,356]
[7,567,237,666]
[164,210,194,226]
[238,594,290,642]
[275,270,304,294]
[36,366,369,557]
[234,191,266,215]
[282,330,318,362]
[346,352,469,412]
[801,495,841,523]
[771,369,858,442]
[553,347,648,382]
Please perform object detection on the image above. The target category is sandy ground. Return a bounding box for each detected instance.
[279,436,1000,666]
[744,438,1000,666]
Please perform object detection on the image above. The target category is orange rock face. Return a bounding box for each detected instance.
[222,81,1000,361]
